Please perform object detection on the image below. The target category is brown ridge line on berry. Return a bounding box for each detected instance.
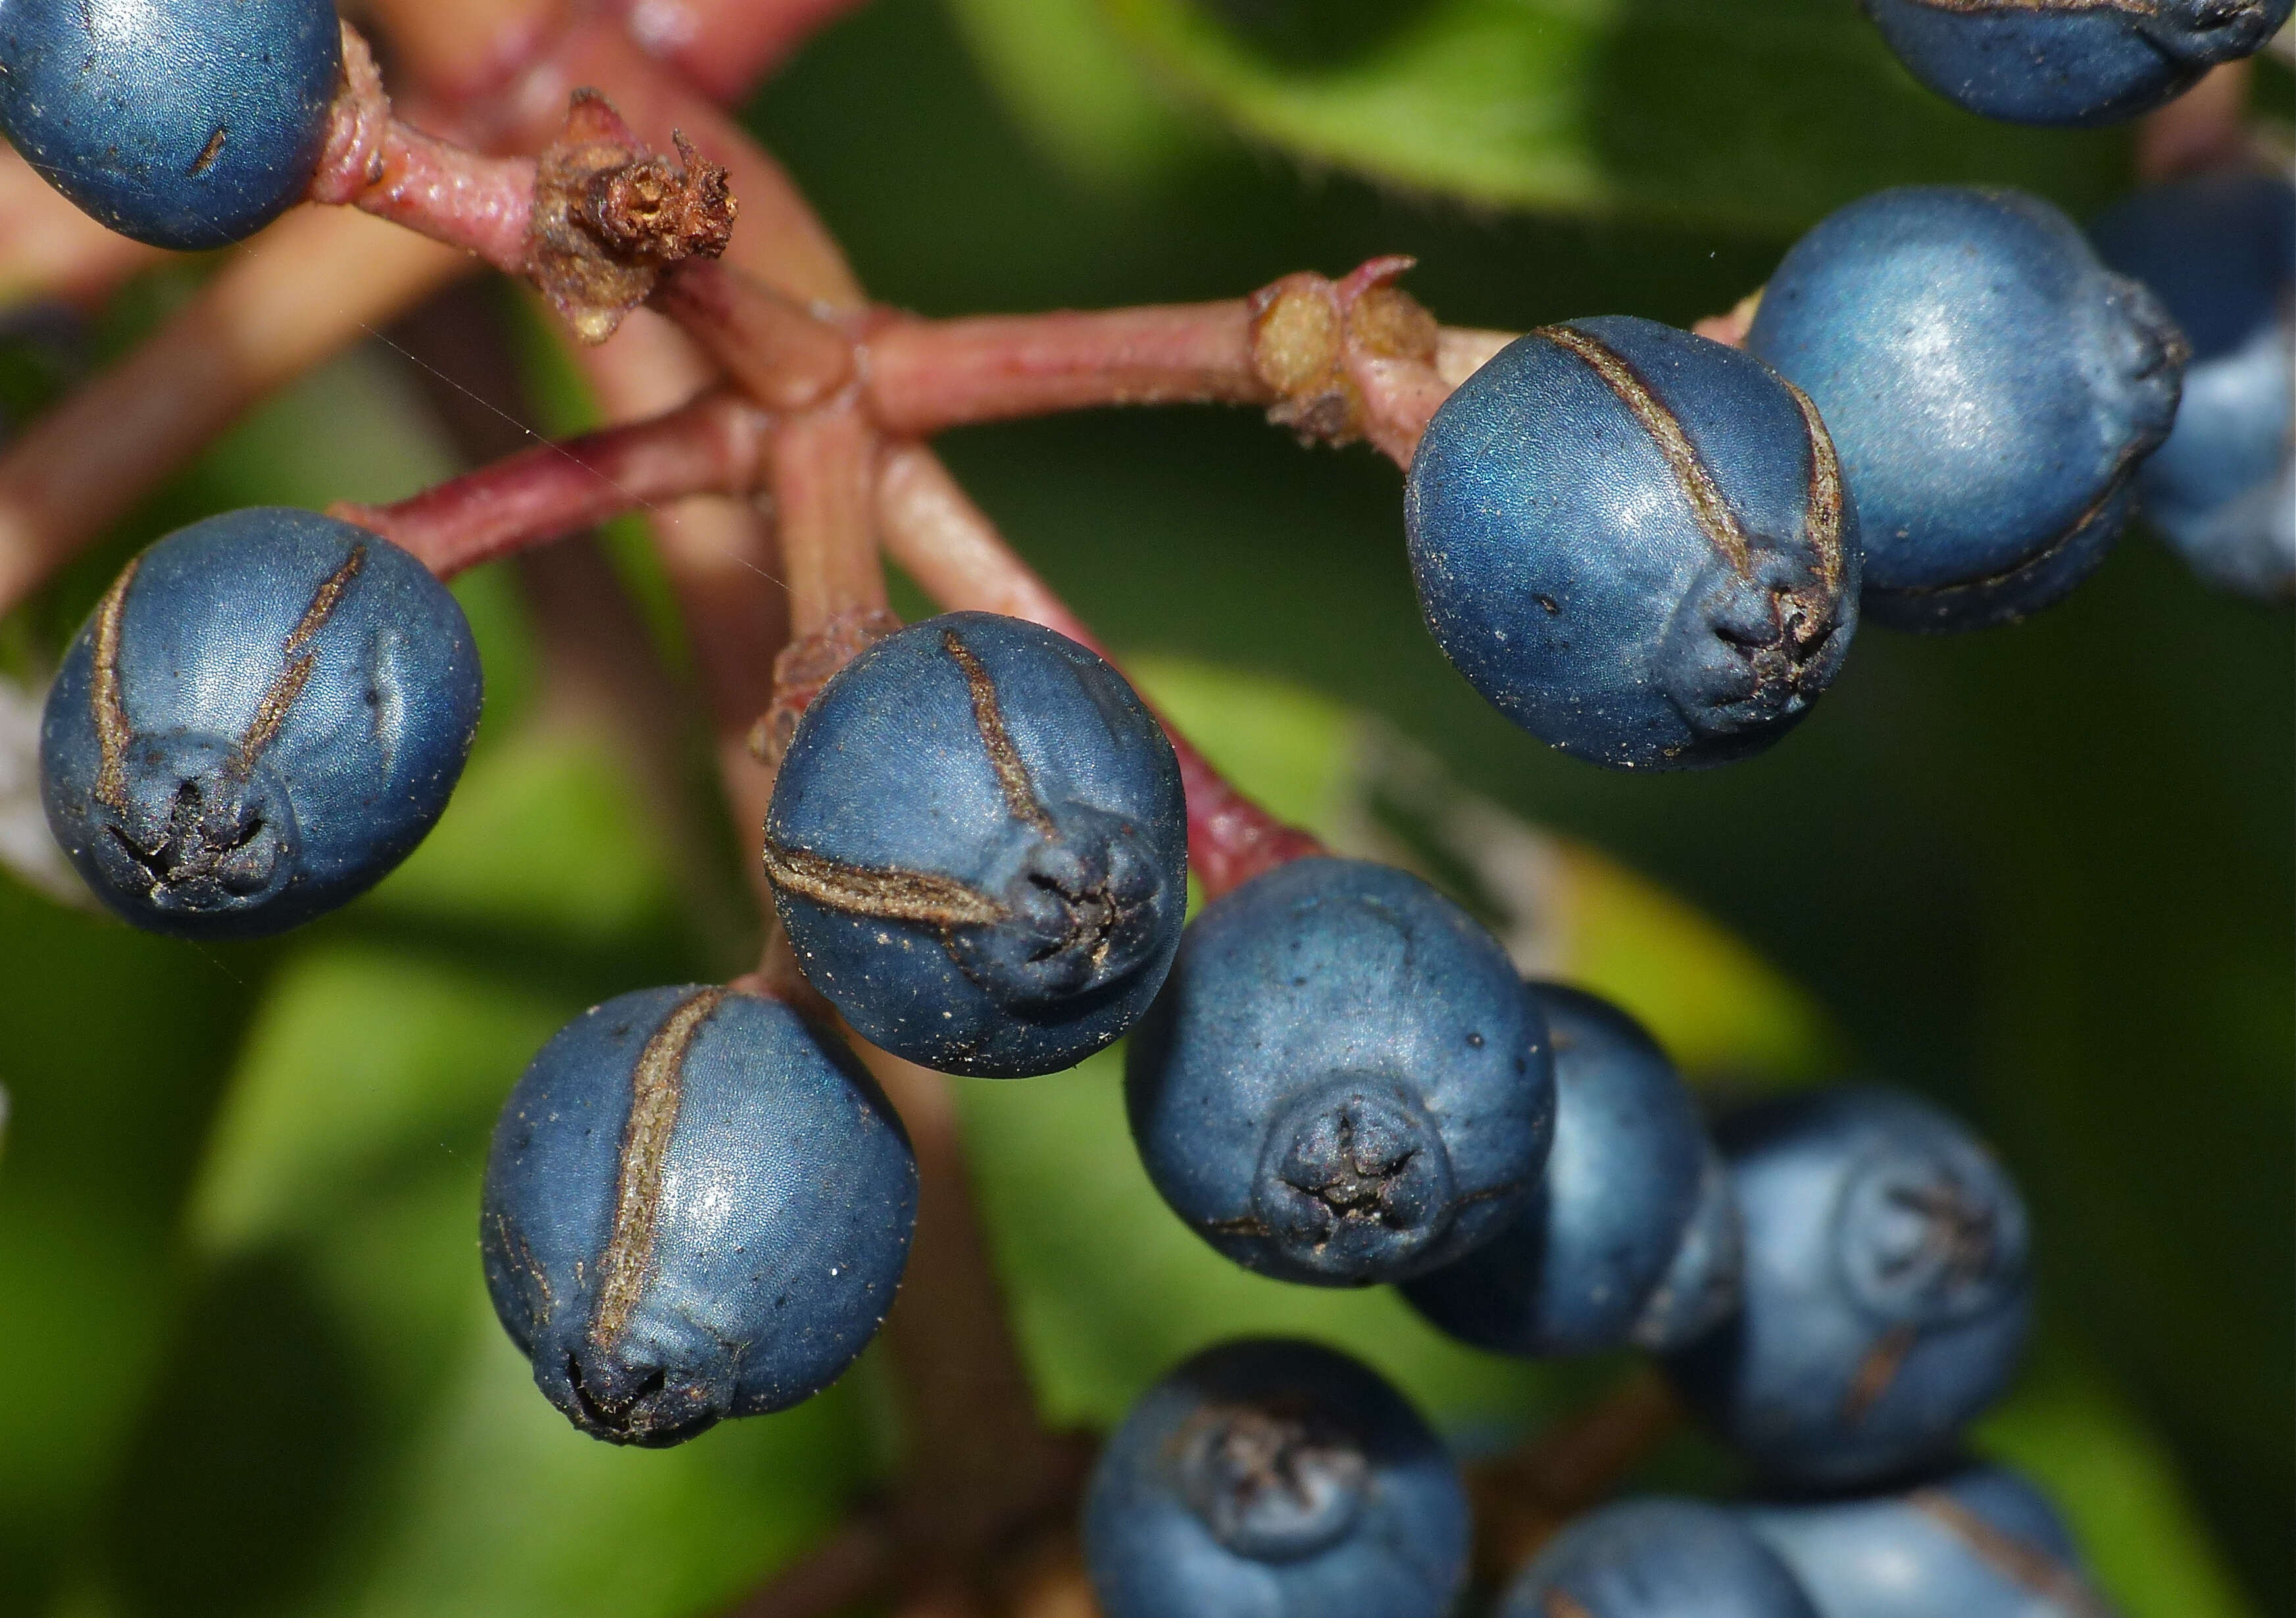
[591,987,726,1350]
[1841,1322,1918,1424]
[1783,379,1846,595]
[1905,0,2165,13]
[943,627,1058,838]
[236,543,366,774]
[1544,1591,1596,1618]
[1910,1488,2114,1617]
[1533,324,1754,581]
[89,556,141,812]
[762,837,1010,927]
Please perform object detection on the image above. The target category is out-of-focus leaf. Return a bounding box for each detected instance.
[1982,1329,2258,1618]
[1096,0,2127,227]
[947,0,1205,186]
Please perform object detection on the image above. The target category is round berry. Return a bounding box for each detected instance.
[1500,1498,1820,1618]
[2092,172,2296,601]
[1865,0,2291,128]
[1402,985,1739,1357]
[1664,1085,2032,1489]
[39,508,482,939]
[1405,315,1859,772]
[1126,857,1554,1285]
[1741,1462,2114,1617]
[1083,1338,1468,1618]
[481,986,917,1447]
[764,612,1187,1078]
[1747,186,2185,631]
[0,0,343,249]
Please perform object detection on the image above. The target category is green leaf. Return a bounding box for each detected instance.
[1095,0,2130,228]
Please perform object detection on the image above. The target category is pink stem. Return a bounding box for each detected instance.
[620,0,878,105]
[876,445,1326,898]
[334,391,774,577]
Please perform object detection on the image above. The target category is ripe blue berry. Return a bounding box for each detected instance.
[1865,0,2291,128]
[764,612,1187,1078]
[481,985,917,1447]
[1747,186,2186,632]
[1405,315,1859,772]
[1499,1498,1820,1618]
[2092,172,2296,600]
[1083,1338,1468,1618]
[1125,857,1554,1285]
[1402,985,1739,1356]
[39,507,482,939]
[1664,1085,2032,1489]
[1741,1462,2116,1617]
[0,0,343,250]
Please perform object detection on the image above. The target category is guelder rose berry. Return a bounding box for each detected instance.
[1084,1339,1468,1618]
[1126,857,1555,1286]
[1865,0,2293,128]
[764,612,1187,1078]
[1748,185,2186,632]
[1403,984,1741,1357]
[1406,316,1859,771]
[1741,1462,2120,1617]
[2092,172,2296,601]
[1665,1085,2033,1489]
[482,985,917,1447]
[0,0,343,249]
[1501,1498,1820,1618]
[40,508,482,939]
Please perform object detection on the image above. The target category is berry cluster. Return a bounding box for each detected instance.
[3,0,2286,1613]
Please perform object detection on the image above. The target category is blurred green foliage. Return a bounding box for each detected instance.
[2,1,2289,1614]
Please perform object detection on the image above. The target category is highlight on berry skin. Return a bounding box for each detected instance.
[1664,1084,2034,1490]
[0,0,344,249]
[2091,171,2296,602]
[38,507,483,939]
[1401,983,1741,1359]
[763,611,1188,1078]
[1125,856,1555,1287]
[1747,185,2188,633]
[1083,1338,1469,1618]
[1864,0,2294,128]
[1404,315,1860,772]
[481,985,918,1448]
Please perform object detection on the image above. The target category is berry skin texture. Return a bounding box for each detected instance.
[1499,1498,1820,1618]
[765,612,1186,1078]
[1741,1462,2118,1617]
[1083,1338,1468,1618]
[1402,984,1739,1357]
[1405,314,1859,772]
[1663,1085,2032,1490]
[1747,186,2186,632]
[2091,172,2296,601]
[0,0,343,249]
[481,985,918,1448]
[1864,0,2291,128]
[39,507,482,940]
[1125,857,1554,1286]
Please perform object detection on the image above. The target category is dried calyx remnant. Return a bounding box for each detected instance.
[1249,257,1439,446]
[530,92,736,343]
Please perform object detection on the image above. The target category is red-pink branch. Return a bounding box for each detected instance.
[620,0,876,106]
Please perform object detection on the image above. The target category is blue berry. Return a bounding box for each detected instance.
[1125,857,1554,1285]
[1500,1498,1820,1618]
[1083,1338,1468,1618]
[1741,1462,2116,1617]
[39,507,482,939]
[2092,172,2296,600]
[1402,984,1739,1356]
[0,0,343,250]
[1747,186,2186,632]
[481,985,917,1447]
[1865,0,2291,128]
[1405,315,1859,772]
[764,612,1187,1078]
[1664,1085,2032,1489]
